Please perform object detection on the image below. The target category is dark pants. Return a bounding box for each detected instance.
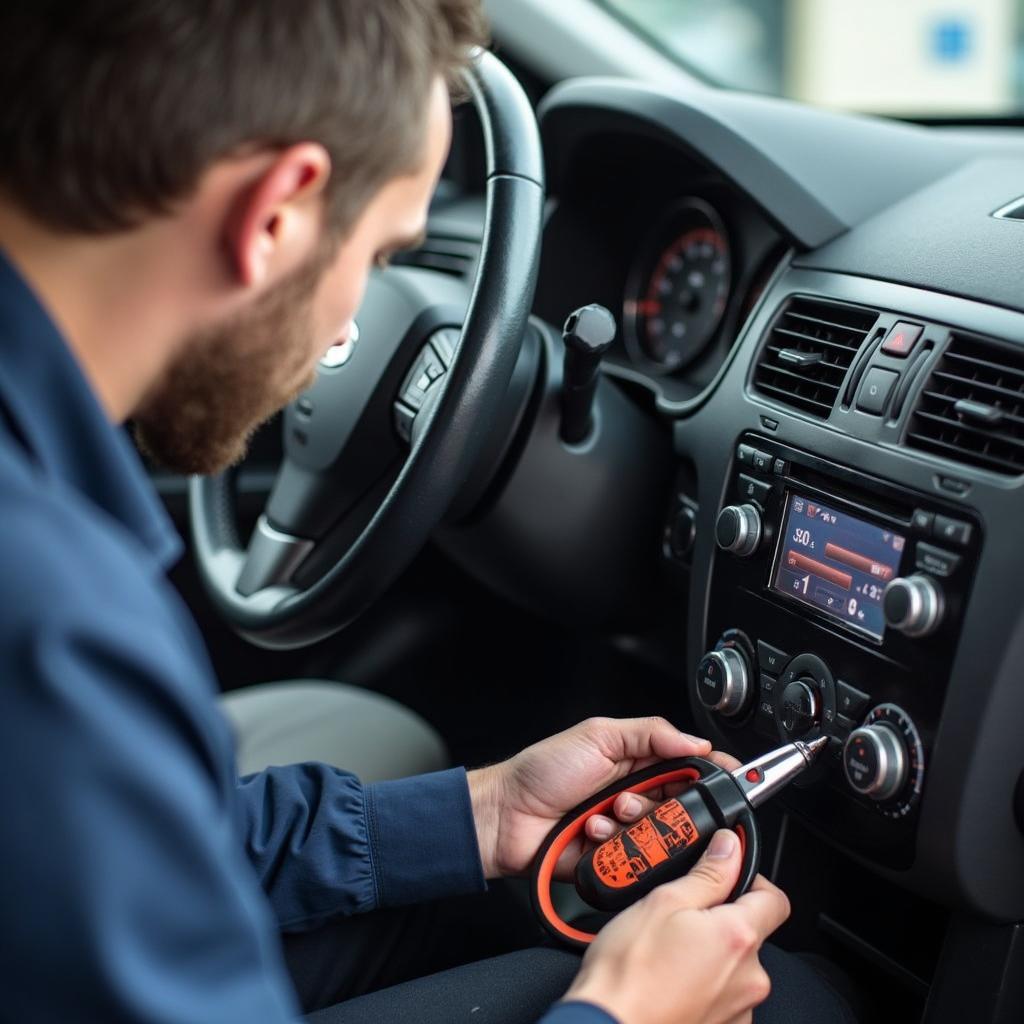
[283,886,861,1024]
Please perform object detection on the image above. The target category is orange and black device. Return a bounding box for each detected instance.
[530,738,826,947]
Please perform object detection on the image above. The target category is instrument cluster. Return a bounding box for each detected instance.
[613,192,787,404]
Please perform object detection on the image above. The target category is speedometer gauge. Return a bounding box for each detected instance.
[623,198,731,373]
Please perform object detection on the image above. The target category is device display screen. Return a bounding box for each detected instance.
[771,493,905,641]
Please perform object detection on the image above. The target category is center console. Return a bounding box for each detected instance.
[695,434,980,869]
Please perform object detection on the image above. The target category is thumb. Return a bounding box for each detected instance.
[668,829,742,910]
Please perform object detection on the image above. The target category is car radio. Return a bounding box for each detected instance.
[694,434,980,869]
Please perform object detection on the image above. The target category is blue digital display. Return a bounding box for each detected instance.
[771,493,906,641]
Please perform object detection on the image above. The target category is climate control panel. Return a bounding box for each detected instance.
[695,435,979,869]
[696,631,925,822]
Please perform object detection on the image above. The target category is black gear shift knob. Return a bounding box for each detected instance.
[561,304,616,444]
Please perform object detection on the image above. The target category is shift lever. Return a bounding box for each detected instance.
[560,303,616,444]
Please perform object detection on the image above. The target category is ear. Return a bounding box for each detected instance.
[224,143,332,289]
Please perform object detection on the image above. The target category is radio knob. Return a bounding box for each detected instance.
[883,574,944,637]
[843,723,908,801]
[695,647,750,718]
[715,504,762,557]
[779,678,821,737]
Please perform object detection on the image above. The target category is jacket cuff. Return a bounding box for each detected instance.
[364,767,487,908]
[538,1002,620,1024]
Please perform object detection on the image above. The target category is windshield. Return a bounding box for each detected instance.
[599,0,1024,117]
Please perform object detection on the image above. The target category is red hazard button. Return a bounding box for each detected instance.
[881,321,923,358]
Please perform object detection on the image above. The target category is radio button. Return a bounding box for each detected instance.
[884,574,945,637]
[716,504,762,557]
[933,515,972,547]
[738,473,772,504]
[736,443,755,466]
[836,680,870,719]
[757,641,789,675]
[915,542,961,578]
[911,508,935,533]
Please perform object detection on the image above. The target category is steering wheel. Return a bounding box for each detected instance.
[189,52,544,649]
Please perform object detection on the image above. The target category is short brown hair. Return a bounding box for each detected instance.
[0,0,487,236]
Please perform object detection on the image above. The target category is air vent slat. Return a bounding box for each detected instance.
[913,410,1024,451]
[905,331,1024,476]
[944,350,1024,381]
[752,297,878,420]
[772,327,863,354]
[920,389,1024,429]
[755,383,835,415]
[763,347,848,375]
[931,370,1024,405]
[782,311,870,336]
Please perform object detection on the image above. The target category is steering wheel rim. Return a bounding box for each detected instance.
[189,51,544,649]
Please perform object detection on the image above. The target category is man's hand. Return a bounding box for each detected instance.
[564,829,790,1024]
[466,717,738,880]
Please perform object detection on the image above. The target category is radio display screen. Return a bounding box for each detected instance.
[771,493,905,641]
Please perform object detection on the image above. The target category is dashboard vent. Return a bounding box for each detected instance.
[753,297,878,419]
[392,234,478,278]
[905,333,1024,476]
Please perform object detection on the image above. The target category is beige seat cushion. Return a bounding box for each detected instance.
[219,679,448,781]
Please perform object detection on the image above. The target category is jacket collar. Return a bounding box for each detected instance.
[0,247,181,569]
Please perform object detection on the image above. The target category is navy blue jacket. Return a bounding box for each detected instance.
[0,250,609,1023]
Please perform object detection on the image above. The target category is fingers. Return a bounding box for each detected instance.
[582,716,712,766]
[654,829,743,910]
[707,749,742,772]
[727,876,791,941]
[586,785,692,841]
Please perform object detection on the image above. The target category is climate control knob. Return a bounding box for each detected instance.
[843,723,908,801]
[715,504,762,557]
[779,678,821,737]
[695,646,750,718]
[883,574,944,637]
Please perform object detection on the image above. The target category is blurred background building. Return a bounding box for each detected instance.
[600,0,1022,116]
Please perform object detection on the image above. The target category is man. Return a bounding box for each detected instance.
[0,3,858,1022]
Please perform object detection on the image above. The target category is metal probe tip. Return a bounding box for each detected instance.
[731,735,830,808]
[799,735,830,760]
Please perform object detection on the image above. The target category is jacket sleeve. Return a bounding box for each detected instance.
[0,528,302,1022]
[236,764,488,930]
[538,1002,620,1024]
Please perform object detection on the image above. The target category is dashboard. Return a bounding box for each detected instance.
[532,136,787,406]
[528,79,1024,938]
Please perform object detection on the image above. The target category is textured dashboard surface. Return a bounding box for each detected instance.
[795,159,1024,317]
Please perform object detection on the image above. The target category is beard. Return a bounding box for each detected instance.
[134,250,329,476]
